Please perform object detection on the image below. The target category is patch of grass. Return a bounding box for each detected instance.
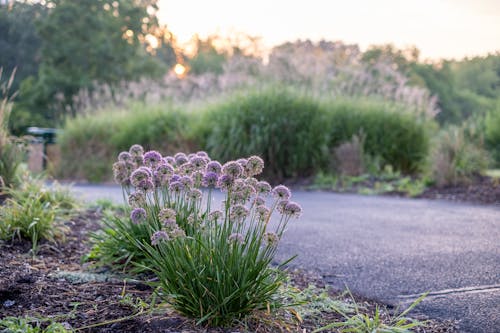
[0,316,71,333]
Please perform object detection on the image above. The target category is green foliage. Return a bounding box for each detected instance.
[58,102,191,182]
[200,88,331,180]
[188,36,228,75]
[0,175,77,253]
[485,102,500,164]
[0,317,70,333]
[430,123,491,186]
[325,98,431,174]
[313,291,427,333]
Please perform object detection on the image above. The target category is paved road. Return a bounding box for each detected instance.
[72,184,500,332]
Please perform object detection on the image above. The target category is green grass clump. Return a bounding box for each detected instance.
[485,103,500,164]
[199,87,330,180]
[0,175,77,253]
[0,317,70,333]
[325,98,431,174]
[58,102,193,182]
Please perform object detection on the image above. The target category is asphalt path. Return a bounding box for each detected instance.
[72,184,500,332]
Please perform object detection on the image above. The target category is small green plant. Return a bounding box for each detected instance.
[91,145,302,326]
[0,175,77,253]
[0,316,70,333]
[313,291,427,333]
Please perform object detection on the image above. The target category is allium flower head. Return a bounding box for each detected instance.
[113,161,127,173]
[143,150,162,168]
[206,161,222,175]
[113,161,129,185]
[118,151,132,162]
[232,179,246,192]
[230,191,247,205]
[170,228,186,239]
[189,156,207,170]
[179,175,193,188]
[196,151,209,159]
[228,233,245,244]
[129,144,144,156]
[137,179,154,192]
[156,163,174,177]
[178,162,194,176]
[256,181,272,196]
[130,207,147,224]
[169,181,185,194]
[264,232,279,246]
[130,167,152,187]
[128,191,146,207]
[284,201,303,218]
[272,185,291,200]
[188,189,202,201]
[158,208,176,223]
[217,174,234,190]
[230,204,249,222]
[170,174,181,183]
[277,200,289,214]
[246,156,264,176]
[174,152,189,166]
[222,161,244,178]
[164,156,176,165]
[253,197,266,206]
[256,205,271,222]
[208,210,223,222]
[245,177,259,188]
[202,172,218,187]
[132,154,144,167]
[151,230,169,245]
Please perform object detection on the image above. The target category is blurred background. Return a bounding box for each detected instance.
[1,0,499,194]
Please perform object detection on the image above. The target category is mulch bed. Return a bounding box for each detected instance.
[417,175,500,205]
[0,210,459,332]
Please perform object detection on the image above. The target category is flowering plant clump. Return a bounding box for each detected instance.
[99,144,302,326]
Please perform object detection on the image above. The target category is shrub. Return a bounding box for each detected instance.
[0,175,77,253]
[90,145,301,326]
[58,102,193,182]
[325,98,431,174]
[332,133,365,176]
[485,103,500,164]
[430,123,491,186]
[199,87,331,180]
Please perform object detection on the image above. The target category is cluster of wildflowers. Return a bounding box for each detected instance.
[113,144,302,249]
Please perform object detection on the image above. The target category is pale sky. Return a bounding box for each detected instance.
[157,0,500,60]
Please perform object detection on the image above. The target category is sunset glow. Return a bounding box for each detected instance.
[157,0,500,60]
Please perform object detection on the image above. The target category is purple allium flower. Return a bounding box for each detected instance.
[132,154,144,167]
[246,155,264,176]
[189,156,207,170]
[245,177,259,188]
[284,201,302,218]
[206,161,222,175]
[118,151,132,162]
[208,210,223,222]
[137,179,154,192]
[113,161,127,173]
[128,191,146,207]
[228,233,244,244]
[187,189,202,200]
[114,171,129,185]
[217,174,234,190]
[170,174,181,183]
[143,150,162,168]
[202,172,218,187]
[158,208,176,223]
[230,204,249,221]
[236,158,248,173]
[179,175,193,188]
[253,197,266,207]
[151,230,169,245]
[196,151,209,159]
[256,205,271,222]
[187,153,196,159]
[164,156,176,165]
[156,163,174,177]
[264,232,279,246]
[242,184,256,199]
[272,185,291,200]
[222,161,244,178]
[174,152,189,166]
[192,171,204,187]
[178,162,194,176]
[130,167,152,187]
[232,179,246,192]
[277,200,289,214]
[130,207,147,224]
[169,228,186,239]
[256,181,272,196]
[129,144,144,156]
[169,181,184,194]
[230,191,247,205]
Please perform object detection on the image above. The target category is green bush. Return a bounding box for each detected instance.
[199,88,331,180]
[485,103,500,164]
[58,102,193,182]
[325,99,431,174]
